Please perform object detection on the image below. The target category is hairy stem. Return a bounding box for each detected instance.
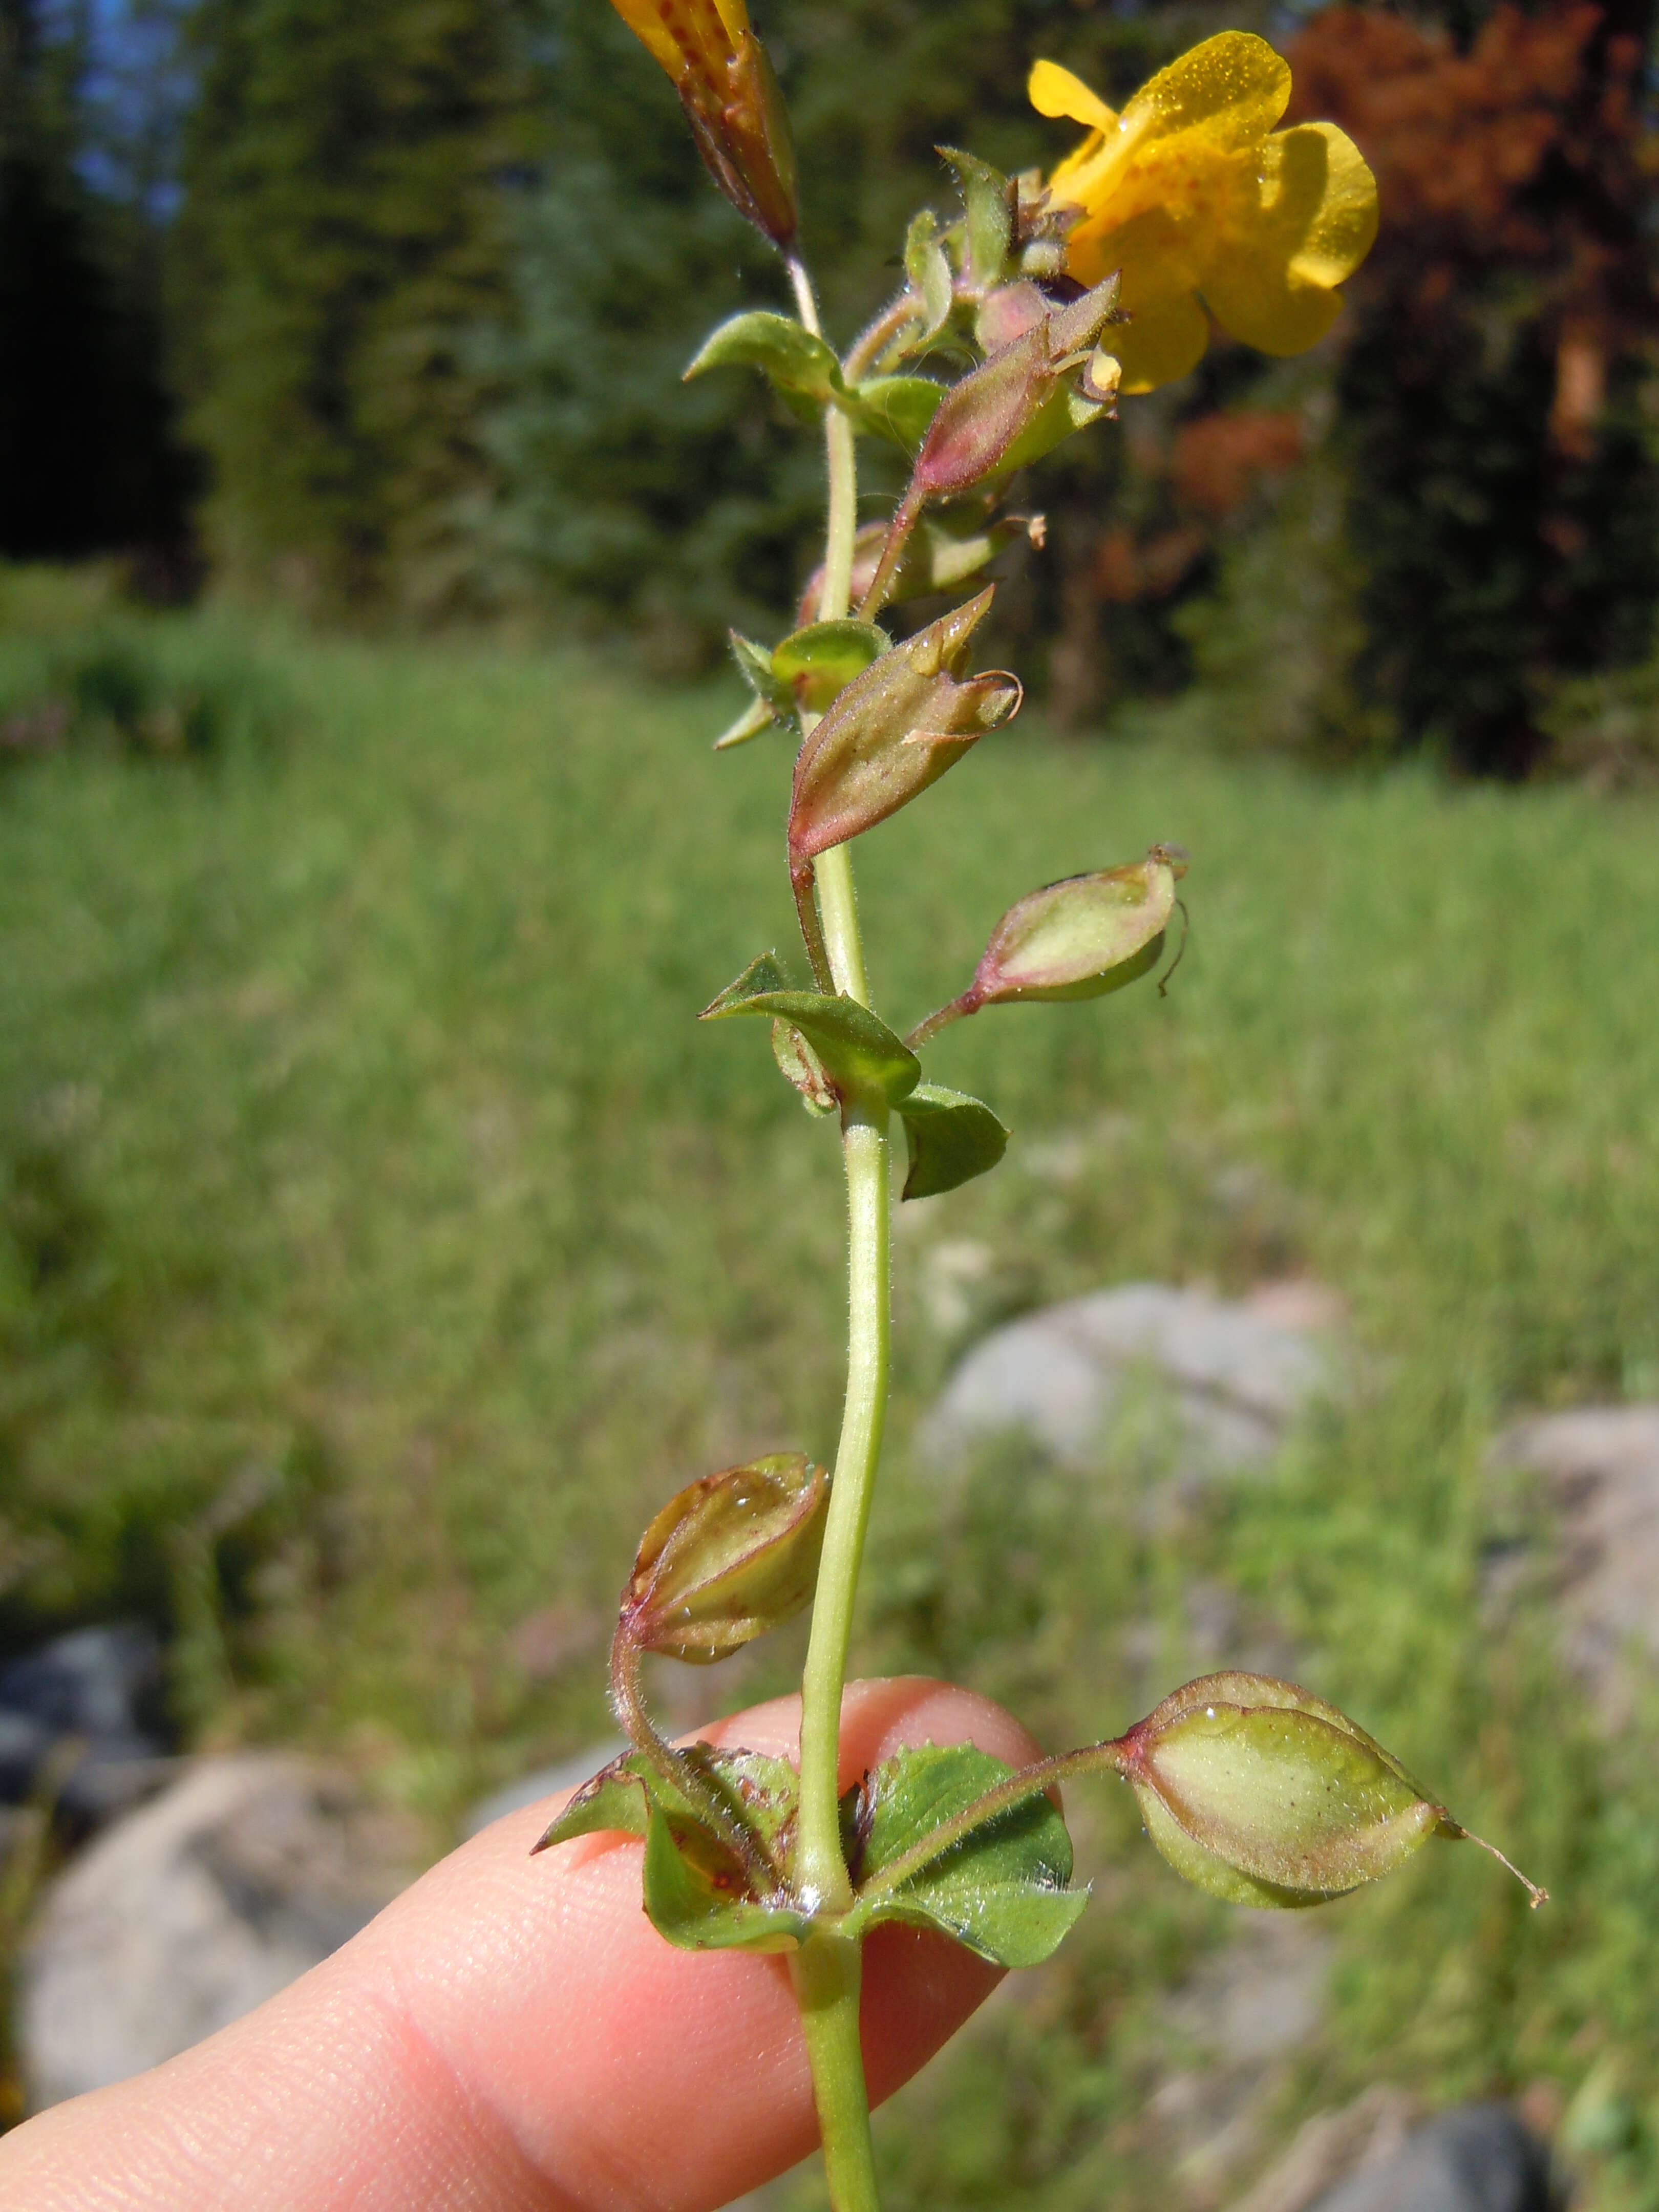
[609,1630,781,1895]
[857,1743,1132,1901]
[796,1103,890,1910]
[791,1934,881,2212]
[785,253,892,2212]
[855,493,922,624]
[844,291,923,382]
[903,990,976,1053]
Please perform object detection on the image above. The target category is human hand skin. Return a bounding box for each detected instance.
[0,1677,1044,2211]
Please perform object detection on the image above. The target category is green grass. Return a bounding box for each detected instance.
[4,579,1659,2201]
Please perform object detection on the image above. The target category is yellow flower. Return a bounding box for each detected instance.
[608,0,797,245]
[609,0,748,86]
[1029,33,1377,394]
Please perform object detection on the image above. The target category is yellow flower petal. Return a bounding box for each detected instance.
[1200,254,1341,357]
[1118,32,1290,158]
[710,0,752,43]
[1198,122,1376,356]
[1112,288,1210,394]
[1028,59,1118,134]
[1271,122,1378,288]
[608,0,686,77]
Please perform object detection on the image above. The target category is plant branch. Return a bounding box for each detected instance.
[855,492,923,624]
[903,990,976,1053]
[855,1742,1132,1903]
[609,1628,782,1896]
[844,291,923,382]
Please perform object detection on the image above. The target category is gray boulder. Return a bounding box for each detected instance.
[1305,2104,1552,2212]
[921,1282,1335,1480]
[0,1624,172,1825]
[20,1754,422,2109]
[1488,1405,1659,1723]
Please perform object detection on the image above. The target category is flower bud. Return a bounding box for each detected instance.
[1118,1673,1456,1906]
[607,0,797,246]
[906,276,1120,506]
[967,845,1183,1009]
[789,587,1020,865]
[620,1453,829,1663]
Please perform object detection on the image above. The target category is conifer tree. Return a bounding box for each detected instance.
[1,0,188,565]
[177,0,528,611]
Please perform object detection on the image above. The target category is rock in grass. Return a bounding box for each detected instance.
[1300,2103,1552,2212]
[0,1624,172,1828]
[1486,1405,1659,1726]
[20,1755,423,2110]
[921,1281,1336,1482]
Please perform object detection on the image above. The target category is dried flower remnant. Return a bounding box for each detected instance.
[607,0,797,244]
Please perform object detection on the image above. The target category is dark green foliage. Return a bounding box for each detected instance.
[1341,316,1659,781]
[0,0,194,566]
[0,584,292,761]
[176,0,530,612]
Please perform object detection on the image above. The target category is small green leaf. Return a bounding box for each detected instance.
[643,1800,811,1952]
[845,375,946,452]
[713,696,778,751]
[845,1745,1086,1968]
[729,632,793,716]
[701,951,792,1016]
[899,1083,1009,1200]
[686,312,844,418]
[533,1745,798,1858]
[533,1751,655,1850]
[940,147,1014,286]
[904,208,955,345]
[771,620,890,715]
[702,974,920,1106]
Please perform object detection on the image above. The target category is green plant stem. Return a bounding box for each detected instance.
[783,253,894,2212]
[797,1104,890,1910]
[609,1630,780,1895]
[856,1743,1131,1901]
[791,1933,881,2212]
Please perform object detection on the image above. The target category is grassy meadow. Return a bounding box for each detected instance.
[4,575,1659,2202]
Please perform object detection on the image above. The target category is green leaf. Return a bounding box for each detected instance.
[533,1750,655,1849]
[845,375,946,452]
[729,632,793,716]
[685,312,844,418]
[904,208,955,346]
[899,1083,1008,1200]
[845,1745,1086,1968]
[533,1744,798,1857]
[713,695,778,752]
[701,950,791,1015]
[940,147,1013,287]
[701,968,920,1106]
[770,620,890,715]
[643,1800,811,1952]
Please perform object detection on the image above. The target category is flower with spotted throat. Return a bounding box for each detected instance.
[609,0,797,245]
[1029,32,1377,393]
